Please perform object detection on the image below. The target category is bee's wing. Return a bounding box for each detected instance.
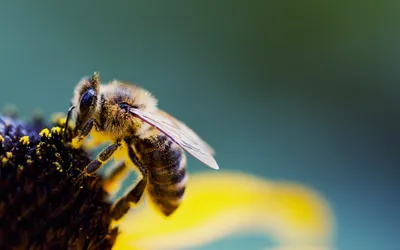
[128,107,219,170]
[157,109,215,155]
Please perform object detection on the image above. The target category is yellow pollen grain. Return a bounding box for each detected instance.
[2,158,8,164]
[26,159,33,165]
[0,135,4,143]
[19,136,30,145]
[54,162,63,172]
[36,143,42,155]
[39,128,50,138]
[51,127,62,135]
[6,152,12,158]
[55,153,61,159]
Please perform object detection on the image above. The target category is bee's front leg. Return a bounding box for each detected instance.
[71,118,98,148]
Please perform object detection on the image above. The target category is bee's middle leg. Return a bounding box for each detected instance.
[111,137,148,220]
[83,140,122,176]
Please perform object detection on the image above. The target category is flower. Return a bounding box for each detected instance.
[0,114,335,249]
[0,115,117,249]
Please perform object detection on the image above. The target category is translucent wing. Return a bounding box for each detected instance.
[157,109,215,155]
[128,107,219,169]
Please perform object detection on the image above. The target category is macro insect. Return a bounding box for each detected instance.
[65,72,218,219]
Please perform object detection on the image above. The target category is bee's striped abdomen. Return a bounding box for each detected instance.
[137,134,187,216]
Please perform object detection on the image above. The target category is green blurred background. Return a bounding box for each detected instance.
[1,1,399,249]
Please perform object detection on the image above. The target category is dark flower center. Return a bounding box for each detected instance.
[0,115,117,249]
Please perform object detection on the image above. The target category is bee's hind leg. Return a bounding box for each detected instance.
[111,137,148,220]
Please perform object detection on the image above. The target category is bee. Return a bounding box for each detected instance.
[65,72,218,219]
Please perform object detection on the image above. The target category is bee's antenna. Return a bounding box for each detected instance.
[64,105,75,142]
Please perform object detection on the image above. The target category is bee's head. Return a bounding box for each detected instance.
[70,73,100,133]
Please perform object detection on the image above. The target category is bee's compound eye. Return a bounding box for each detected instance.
[80,89,96,108]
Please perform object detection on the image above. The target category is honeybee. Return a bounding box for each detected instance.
[66,72,218,219]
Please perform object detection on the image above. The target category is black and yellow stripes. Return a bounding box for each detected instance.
[138,134,188,216]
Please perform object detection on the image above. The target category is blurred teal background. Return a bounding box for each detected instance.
[1,1,399,249]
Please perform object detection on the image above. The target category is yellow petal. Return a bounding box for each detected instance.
[113,171,334,250]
